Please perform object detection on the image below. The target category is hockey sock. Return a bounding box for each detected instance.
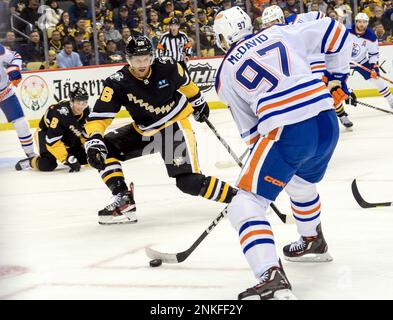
[99,158,127,195]
[370,77,393,105]
[335,103,347,118]
[12,117,34,156]
[200,176,237,203]
[228,190,279,279]
[290,194,321,237]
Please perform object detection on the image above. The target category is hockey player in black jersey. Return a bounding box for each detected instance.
[15,87,90,172]
[84,36,237,225]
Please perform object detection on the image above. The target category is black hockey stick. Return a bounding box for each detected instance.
[351,179,393,208]
[145,207,228,263]
[204,118,292,224]
[355,100,393,115]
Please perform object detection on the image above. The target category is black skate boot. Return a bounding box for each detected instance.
[283,223,333,262]
[338,114,353,128]
[98,182,137,225]
[238,261,296,300]
[15,157,33,171]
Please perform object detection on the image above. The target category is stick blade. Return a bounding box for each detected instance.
[351,179,392,208]
[145,246,180,264]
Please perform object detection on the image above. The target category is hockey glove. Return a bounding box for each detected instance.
[370,64,380,79]
[85,134,108,171]
[345,91,358,106]
[193,101,210,122]
[7,66,22,87]
[64,155,81,172]
[326,73,350,107]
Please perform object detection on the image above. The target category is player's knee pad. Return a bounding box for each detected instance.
[284,175,317,203]
[175,173,206,196]
[3,95,25,122]
[227,189,270,230]
[36,156,58,171]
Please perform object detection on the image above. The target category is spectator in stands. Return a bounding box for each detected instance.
[97,31,107,54]
[72,31,85,53]
[79,40,103,66]
[68,0,91,24]
[75,18,92,40]
[57,40,82,68]
[308,0,328,13]
[123,0,138,21]
[281,0,301,14]
[370,5,392,32]
[328,8,339,20]
[95,0,112,24]
[103,39,124,64]
[334,0,352,27]
[131,18,145,37]
[161,0,183,24]
[56,11,76,39]
[39,49,58,69]
[149,9,164,36]
[44,0,63,36]
[374,22,392,41]
[363,0,381,18]
[20,0,39,33]
[9,0,28,16]
[103,18,122,42]
[117,27,131,53]
[114,5,136,30]
[3,31,18,51]
[49,29,63,53]
[22,30,45,62]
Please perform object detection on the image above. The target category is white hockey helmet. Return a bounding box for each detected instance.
[261,5,285,27]
[355,12,369,24]
[213,6,253,52]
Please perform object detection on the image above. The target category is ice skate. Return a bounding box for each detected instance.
[15,157,32,171]
[238,262,296,300]
[98,182,137,225]
[283,223,333,262]
[339,115,353,128]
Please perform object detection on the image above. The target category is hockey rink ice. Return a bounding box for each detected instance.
[1,97,393,300]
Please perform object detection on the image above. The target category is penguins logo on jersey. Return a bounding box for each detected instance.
[110,72,124,82]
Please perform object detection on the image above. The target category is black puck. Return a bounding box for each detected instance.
[149,259,162,267]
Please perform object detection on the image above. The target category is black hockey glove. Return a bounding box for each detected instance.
[193,101,210,122]
[345,91,358,106]
[64,155,81,172]
[84,134,108,171]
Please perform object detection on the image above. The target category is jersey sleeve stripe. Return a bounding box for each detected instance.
[326,23,343,52]
[327,28,349,54]
[321,19,335,54]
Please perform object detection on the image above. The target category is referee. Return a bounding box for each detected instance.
[156,17,192,71]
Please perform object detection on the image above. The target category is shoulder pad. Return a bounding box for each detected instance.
[53,101,70,116]
[364,28,377,42]
[155,56,175,65]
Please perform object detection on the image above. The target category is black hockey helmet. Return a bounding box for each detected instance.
[69,87,88,102]
[125,36,153,57]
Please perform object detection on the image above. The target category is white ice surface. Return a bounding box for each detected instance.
[1,97,393,300]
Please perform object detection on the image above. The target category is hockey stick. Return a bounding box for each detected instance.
[215,148,248,168]
[351,179,393,208]
[205,118,292,224]
[145,206,228,263]
[355,100,393,115]
[350,61,393,85]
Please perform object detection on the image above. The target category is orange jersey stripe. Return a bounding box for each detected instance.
[257,85,326,114]
[246,134,260,146]
[311,64,326,70]
[292,203,321,215]
[327,24,342,52]
[240,229,273,245]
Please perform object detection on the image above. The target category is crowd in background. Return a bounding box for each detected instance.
[0,0,392,70]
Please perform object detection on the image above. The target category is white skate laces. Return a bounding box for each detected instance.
[289,238,306,252]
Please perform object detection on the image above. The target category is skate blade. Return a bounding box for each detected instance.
[98,212,138,225]
[271,289,297,300]
[284,252,333,262]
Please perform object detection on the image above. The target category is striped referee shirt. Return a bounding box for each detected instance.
[156,31,192,62]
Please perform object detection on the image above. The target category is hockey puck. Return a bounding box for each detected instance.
[149,259,162,267]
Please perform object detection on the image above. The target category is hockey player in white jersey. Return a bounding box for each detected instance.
[349,13,393,109]
[0,44,35,158]
[262,5,354,128]
[214,7,352,299]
